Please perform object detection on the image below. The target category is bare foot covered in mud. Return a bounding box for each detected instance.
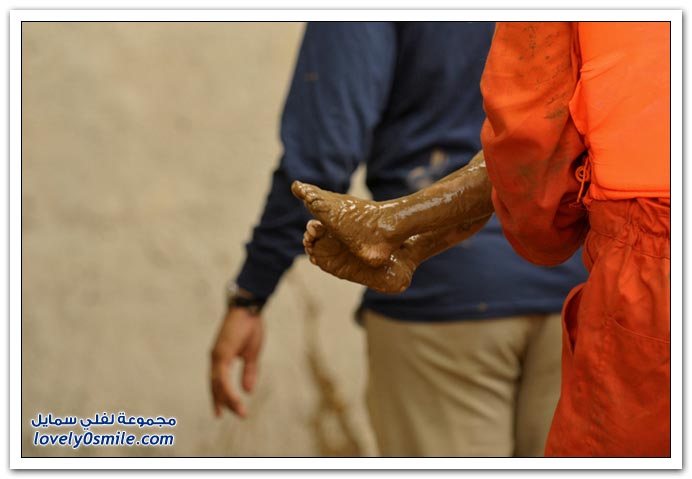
[292,181,404,267]
[302,220,416,294]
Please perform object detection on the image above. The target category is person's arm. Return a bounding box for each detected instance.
[236,21,397,299]
[298,151,495,294]
[386,150,494,238]
[480,21,589,267]
[211,22,397,418]
[291,147,495,271]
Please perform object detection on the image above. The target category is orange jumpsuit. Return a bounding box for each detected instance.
[481,22,670,457]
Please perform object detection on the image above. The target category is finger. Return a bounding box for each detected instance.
[241,324,263,394]
[211,361,245,418]
[215,375,246,418]
[212,383,225,418]
[242,359,258,393]
[213,391,222,417]
[210,362,228,417]
[223,389,246,418]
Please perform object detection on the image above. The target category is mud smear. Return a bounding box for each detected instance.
[287,272,363,457]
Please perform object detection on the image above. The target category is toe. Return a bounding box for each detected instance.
[299,186,327,210]
[305,189,319,204]
[303,232,313,250]
[307,220,326,239]
[290,181,306,200]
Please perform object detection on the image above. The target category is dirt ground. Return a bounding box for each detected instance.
[21,22,377,457]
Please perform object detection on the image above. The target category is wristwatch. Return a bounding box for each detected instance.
[225,281,266,315]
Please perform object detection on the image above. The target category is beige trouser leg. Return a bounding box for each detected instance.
[363,309,562,457]
[513,312,562,457]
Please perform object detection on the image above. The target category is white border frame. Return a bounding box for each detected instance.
[9,8,683,470]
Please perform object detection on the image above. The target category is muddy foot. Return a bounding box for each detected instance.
[292,181,403,267]
[303,220,415,294]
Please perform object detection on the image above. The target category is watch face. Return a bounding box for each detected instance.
[225,280,239,298]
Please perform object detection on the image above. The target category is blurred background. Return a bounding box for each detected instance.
[22,22,377,457]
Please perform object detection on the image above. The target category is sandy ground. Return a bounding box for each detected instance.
[22,22,377,457]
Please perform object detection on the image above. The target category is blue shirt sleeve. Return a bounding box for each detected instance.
[236,22,397,300]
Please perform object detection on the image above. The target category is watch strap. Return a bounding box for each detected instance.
[227,294,266,315]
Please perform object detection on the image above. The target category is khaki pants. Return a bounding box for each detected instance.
[363,309,562,457]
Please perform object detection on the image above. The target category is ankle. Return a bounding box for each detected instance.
[396,241,422,272]
[373,201,401,241]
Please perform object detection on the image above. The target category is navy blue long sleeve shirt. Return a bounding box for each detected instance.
[236,22,588,322]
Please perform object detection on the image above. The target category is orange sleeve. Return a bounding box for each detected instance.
[480,22,589,267]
